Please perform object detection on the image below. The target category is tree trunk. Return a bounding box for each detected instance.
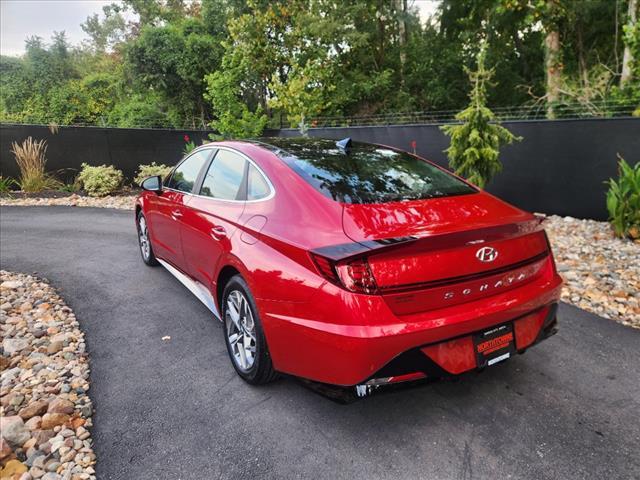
[544,0,563,119]
[545,29,562,118]
[576,21,589,90]
[621,0,638,88]
[395,0,407,86]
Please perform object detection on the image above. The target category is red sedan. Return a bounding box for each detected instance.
[135,137,562,395]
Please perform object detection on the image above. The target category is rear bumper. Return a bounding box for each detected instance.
[262,265,563,386]
[369,303,558,382]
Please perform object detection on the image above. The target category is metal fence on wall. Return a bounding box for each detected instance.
[274,100,639,129]
[3,99,637,131]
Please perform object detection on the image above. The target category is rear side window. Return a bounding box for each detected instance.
[247,164,270,200]
[269,139,475,204]
[200,150,247,200]
[166,150,210,193]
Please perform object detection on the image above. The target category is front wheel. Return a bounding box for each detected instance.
[222,275,278,385]
[137,211,159,266]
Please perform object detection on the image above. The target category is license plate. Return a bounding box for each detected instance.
[473,322,516,368]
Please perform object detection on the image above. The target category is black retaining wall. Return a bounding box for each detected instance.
[1,118,638,220]
[268,117,640,220]
[0,125,211,184]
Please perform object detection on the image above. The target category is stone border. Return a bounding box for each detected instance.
[0,194,136,210]
[1,271,96,480]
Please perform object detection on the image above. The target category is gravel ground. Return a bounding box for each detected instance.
[544,215,639,329]
[0,194,135,210]
[0,272,96,480]
[1,196,637,328]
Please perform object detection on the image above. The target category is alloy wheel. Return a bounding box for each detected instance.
[225,290,257,372]
[138,215,150,260]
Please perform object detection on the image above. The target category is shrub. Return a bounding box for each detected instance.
[606,156,640,239]
[58,180,80,193]
[77,163,124,197]
[134,162,172,185]
[10,137,61,192]
[0,176,16,193]
[183,135,196,156]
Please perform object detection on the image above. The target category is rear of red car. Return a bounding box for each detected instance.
[256,138,562,389]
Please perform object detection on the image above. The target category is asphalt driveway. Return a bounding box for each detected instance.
[1,206,638,480]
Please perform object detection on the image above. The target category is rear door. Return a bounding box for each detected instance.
[146,149,211,268]
[181,148,248,287]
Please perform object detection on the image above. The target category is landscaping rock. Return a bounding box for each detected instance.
[19,400,49,420]
[24,417,42,431]
[40,414,70,430]
[544,215,640,329]
[46,341,63,354]
[3,338,29,355]
[0,272,96,479]
[0,416,30,447]
[0,459,28,478]
[0,437,12,460]
[47,399,74,415]
[1,280,24,289]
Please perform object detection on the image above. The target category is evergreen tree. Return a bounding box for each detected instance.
[441,43,521,188]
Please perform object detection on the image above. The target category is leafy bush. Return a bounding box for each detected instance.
[134,162,172,185]
[58,180,80,193]
[183,140,196,155]
[606,156,640,239]
[182,135,196,156]
[10,137,61,192]
[77,163,123,197]
[0,176,16,193]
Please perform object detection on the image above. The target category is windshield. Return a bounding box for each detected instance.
[260,137,476,204]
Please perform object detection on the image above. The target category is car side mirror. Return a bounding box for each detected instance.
[141,175,163,194]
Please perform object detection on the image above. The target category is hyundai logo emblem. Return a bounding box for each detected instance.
[476,246,498,263]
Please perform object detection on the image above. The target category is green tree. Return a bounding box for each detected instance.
[203,66,267,138]
[441,43,521,188]
[0,33,82,123]
[269,59,336,134]
[124,18,223,127]
[81,3,127,52]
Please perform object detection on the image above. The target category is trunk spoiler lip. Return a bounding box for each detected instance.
[311,217,545,263]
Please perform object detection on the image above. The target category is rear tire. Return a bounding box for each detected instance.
[137,211,159,266]
[222,275,278,385]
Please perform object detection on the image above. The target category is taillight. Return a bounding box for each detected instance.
[310,253,340,284]
[310,254,379,294]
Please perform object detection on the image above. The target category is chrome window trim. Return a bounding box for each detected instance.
[164,145,275,203]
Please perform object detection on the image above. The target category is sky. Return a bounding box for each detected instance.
[0,0,440,57]
[1,0,115,56]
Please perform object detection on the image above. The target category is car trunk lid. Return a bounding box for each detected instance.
[341,193,550,313]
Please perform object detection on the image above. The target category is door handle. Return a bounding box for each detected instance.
[210,226,227,240]
[171,209,183,219]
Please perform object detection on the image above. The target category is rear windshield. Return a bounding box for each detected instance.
[262,138,476,204]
